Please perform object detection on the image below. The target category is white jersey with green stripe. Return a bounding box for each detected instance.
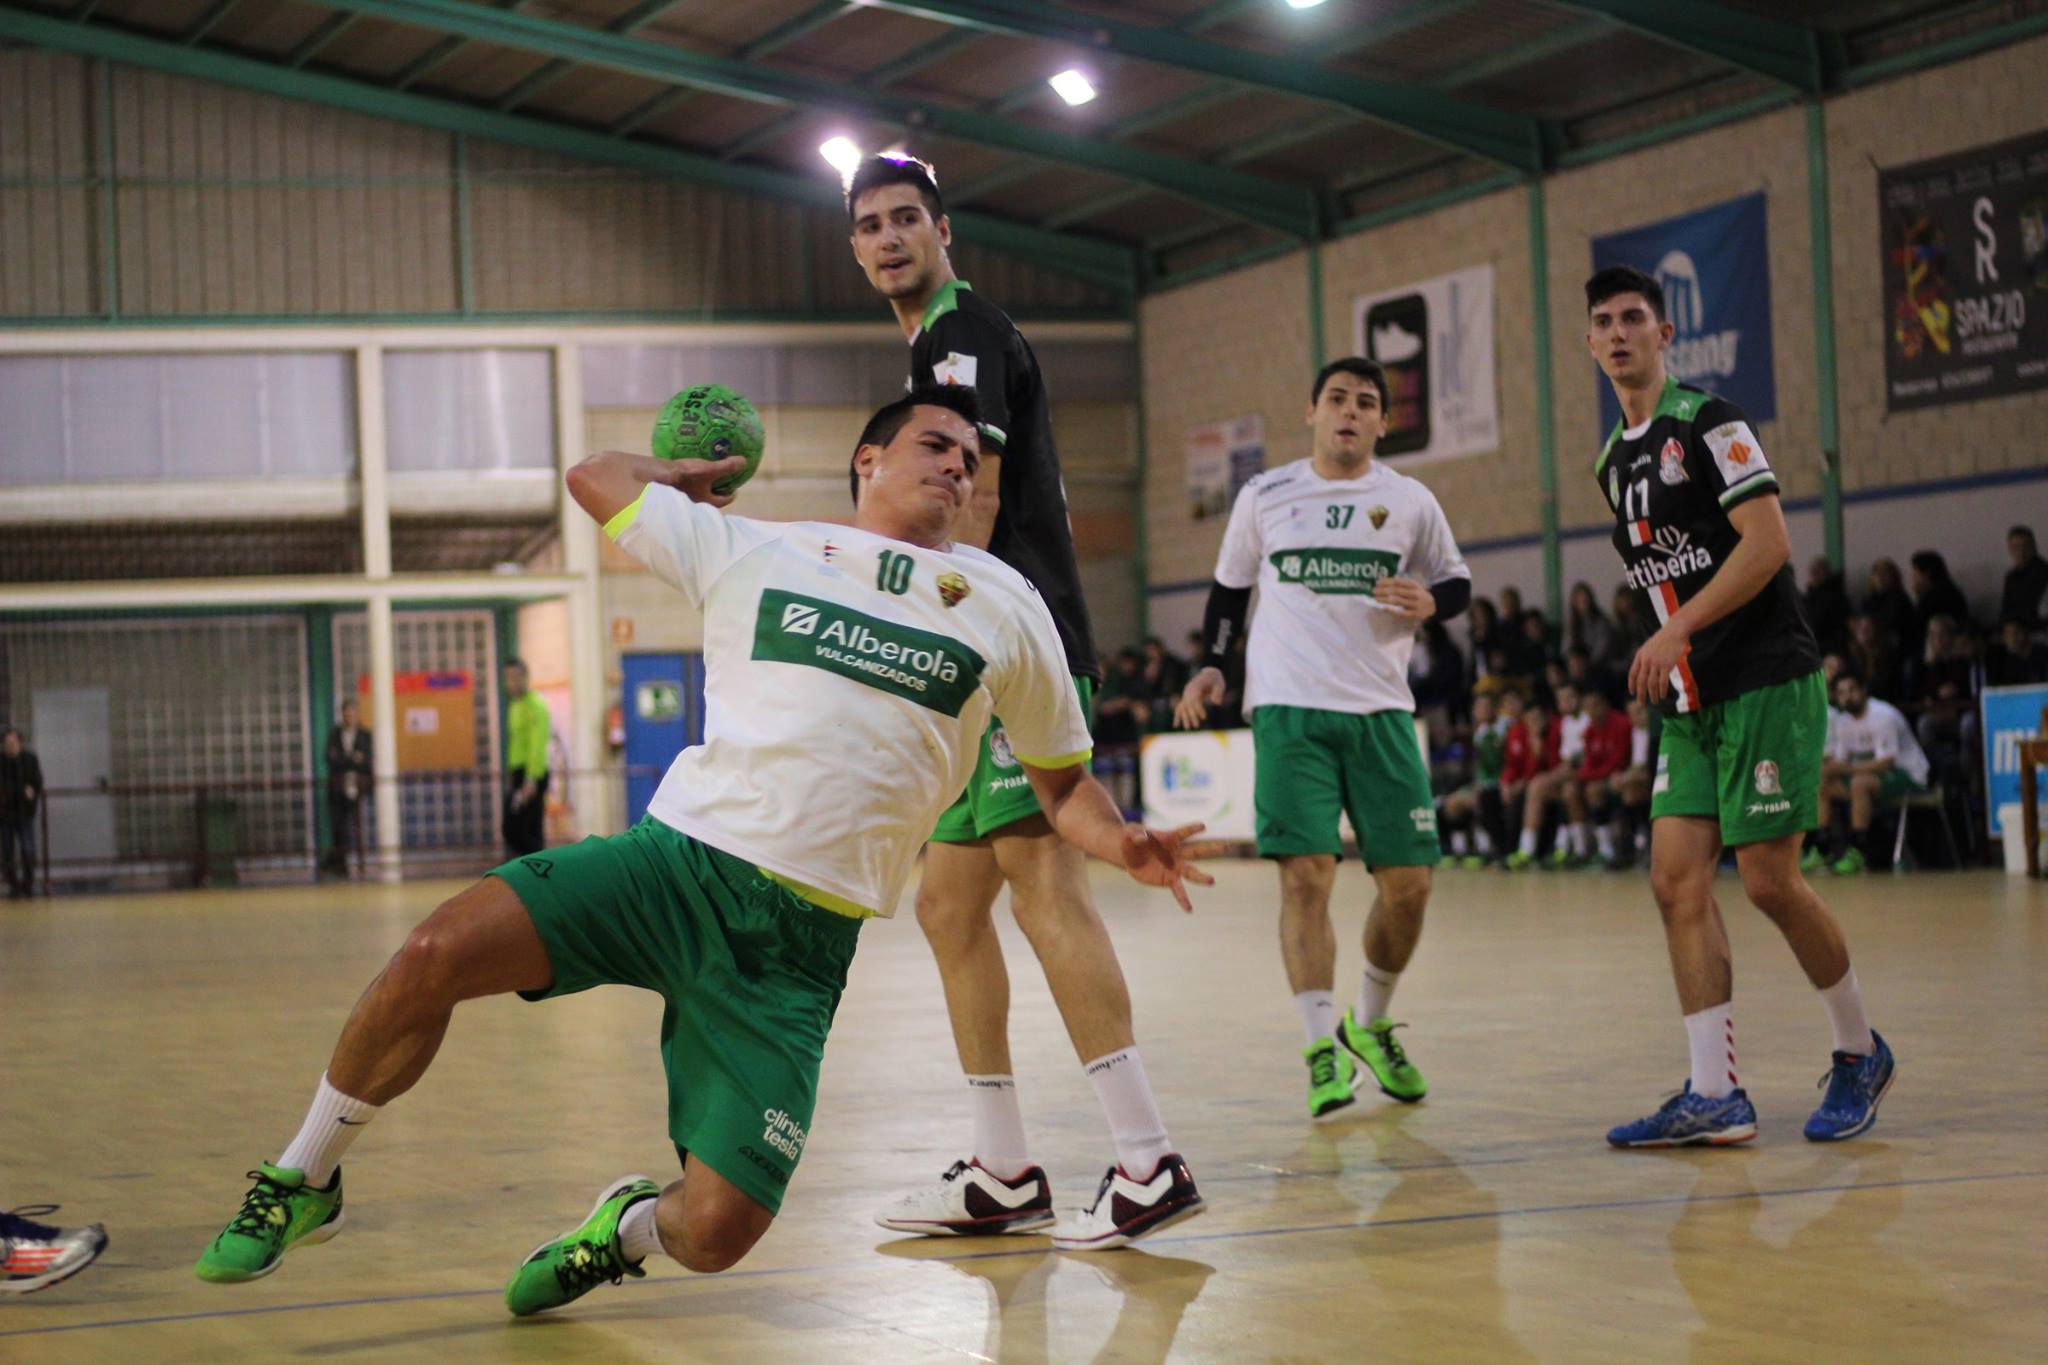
[1215,457,1469,718]
[607,484,1091,917]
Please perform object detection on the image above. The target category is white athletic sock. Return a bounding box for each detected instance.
[617,1190,665,1262]
[1684,1004,1738,1100]
[1294,990,1337,1045]
[1358,962,1398,1026]
[1477,829,1495,856]
[1595,825,1618,859]
[1571,822,1592,856]
[276,1073,379,1185]
[1450,829,1470,855]
[1083,1047,1173,1179]
[966,1075,1032,1180]
[1818,966,1876,1057]
[1518,828,1538,857]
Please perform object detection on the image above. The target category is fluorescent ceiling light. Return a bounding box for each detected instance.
[1285,0,1327,9]
[818,136,862,180]
[1048,69,1097,106]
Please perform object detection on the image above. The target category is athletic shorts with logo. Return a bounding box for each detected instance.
[931,676,1095,842]
[1251,704,1439,868]
[1651,670,1825,846]
[490,817,860,1215]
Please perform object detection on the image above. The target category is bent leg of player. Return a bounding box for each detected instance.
[196,875,553,1282]
[503,824,859,1311]
[1332,711,1440,1103]
[1715,672,1893,1141]
[876,836,1059,1237]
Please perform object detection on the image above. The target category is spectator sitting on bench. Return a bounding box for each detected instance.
[1807,670,1931,876]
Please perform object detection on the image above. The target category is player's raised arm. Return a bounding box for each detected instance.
[565,450,748,526]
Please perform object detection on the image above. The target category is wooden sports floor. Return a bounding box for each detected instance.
[3,860,2043,1362]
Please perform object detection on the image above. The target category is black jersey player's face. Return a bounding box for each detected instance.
[849,184,950,301]
[1586,291,1673,388]
[854,405,979,544]
[1306,376,1386,468]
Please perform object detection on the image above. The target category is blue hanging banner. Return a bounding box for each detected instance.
[1593,192,1776,432]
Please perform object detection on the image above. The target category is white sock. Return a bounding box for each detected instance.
[1358,961,1398,1026]
[1476,828,1494,856]
[616,1190,664,1262]
[1571,822,1592,855]
[966,1074,1032,1180]
[1683,1003,1737,1100]
[1294,990,1337,1045]
[1818,966,1876,1056]
[276,1073,380,1186]
[1595,825,1617,859]
[1518,828,1538,857]
[1450,830,1470,855]
[1083,1047,1173,1179]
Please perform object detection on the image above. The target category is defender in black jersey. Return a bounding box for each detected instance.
[1586,265,1894,1149]
[847,155,1199,1249]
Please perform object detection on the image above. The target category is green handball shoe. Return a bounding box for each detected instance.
[1503,850,1535,871]
[505,1175,660,1317]
[1304,1038,1359,1119]
[1338,1010,1428,1103]
[1799,845,1827,874]
[1830,847,1868,876]
[193,1163,344,1283]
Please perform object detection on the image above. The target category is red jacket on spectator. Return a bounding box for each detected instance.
[1577,708,1634,782]
[1501,720,1555,785]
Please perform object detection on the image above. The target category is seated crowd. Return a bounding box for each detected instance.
[1093,524,2048,870]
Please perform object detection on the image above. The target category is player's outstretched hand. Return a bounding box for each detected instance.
[1173,667,1228,730]
[1372,576,1435,620]
[1119,822,1217,913]
[659,456,749,508]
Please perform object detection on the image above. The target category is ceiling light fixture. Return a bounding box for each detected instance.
[1048,69,1097,106]
[818,136,862,181]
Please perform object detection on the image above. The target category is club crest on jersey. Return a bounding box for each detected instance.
[937,571,971,608]
[933,351,978,388]
[1369,505,1389,529]
[1658,438,1688,485]
[989,727,1017,769]
[1753,760,1781,796]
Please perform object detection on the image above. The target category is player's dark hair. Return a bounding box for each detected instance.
[848,385,982,506]
[504,656,527,671]
[845,154,943,225]
[1311,356,1389,410]
[1585,264,1665,321]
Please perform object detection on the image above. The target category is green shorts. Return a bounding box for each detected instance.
[490,818,861,1215]
[1251,705,1439,868]
[931,676,1095,843]
[1651,670,1826,847]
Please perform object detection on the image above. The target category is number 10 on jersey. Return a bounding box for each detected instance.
[877,550,915,595]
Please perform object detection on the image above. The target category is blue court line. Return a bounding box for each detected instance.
[4,1166,2041,1340]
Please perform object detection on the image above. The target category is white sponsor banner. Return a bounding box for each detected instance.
[1351,263,1499,464]
[1141,720,1429,844]
[1185,414,1264,521]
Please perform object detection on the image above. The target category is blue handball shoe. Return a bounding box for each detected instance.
[1803,1030,1895,1142]
[1607,1084,1758,1148]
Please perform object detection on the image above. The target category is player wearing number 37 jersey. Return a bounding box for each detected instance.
[1585,264,1894,1152]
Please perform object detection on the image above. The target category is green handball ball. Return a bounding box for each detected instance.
[651,383,765,495]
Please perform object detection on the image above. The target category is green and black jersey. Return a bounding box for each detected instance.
[1596,376,1818,715]
[908,280,1100,681]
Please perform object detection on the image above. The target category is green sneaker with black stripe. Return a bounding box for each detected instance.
[193,1162,344,1283]
[505,1175,660,1317]
[1337,1010,1428,1103]
[1304,1038,1359,1119]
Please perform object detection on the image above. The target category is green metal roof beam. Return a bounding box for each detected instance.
[494,0,696,114]
[288,15,357,66]
[862,0,1545,170]
[1542,2,1834,92]
[0,8,1137,296]
[709,28,981,161]
[1442,16,1607,88]
[182,0,242,46]
[389,0,529,92]
[303,0,1316,235]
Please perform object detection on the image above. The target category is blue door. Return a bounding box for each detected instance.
[621,652,704,825]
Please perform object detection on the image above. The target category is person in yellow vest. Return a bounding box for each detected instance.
[502,658,551,857]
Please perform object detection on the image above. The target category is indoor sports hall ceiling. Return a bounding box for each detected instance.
[1,0,2044,289]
